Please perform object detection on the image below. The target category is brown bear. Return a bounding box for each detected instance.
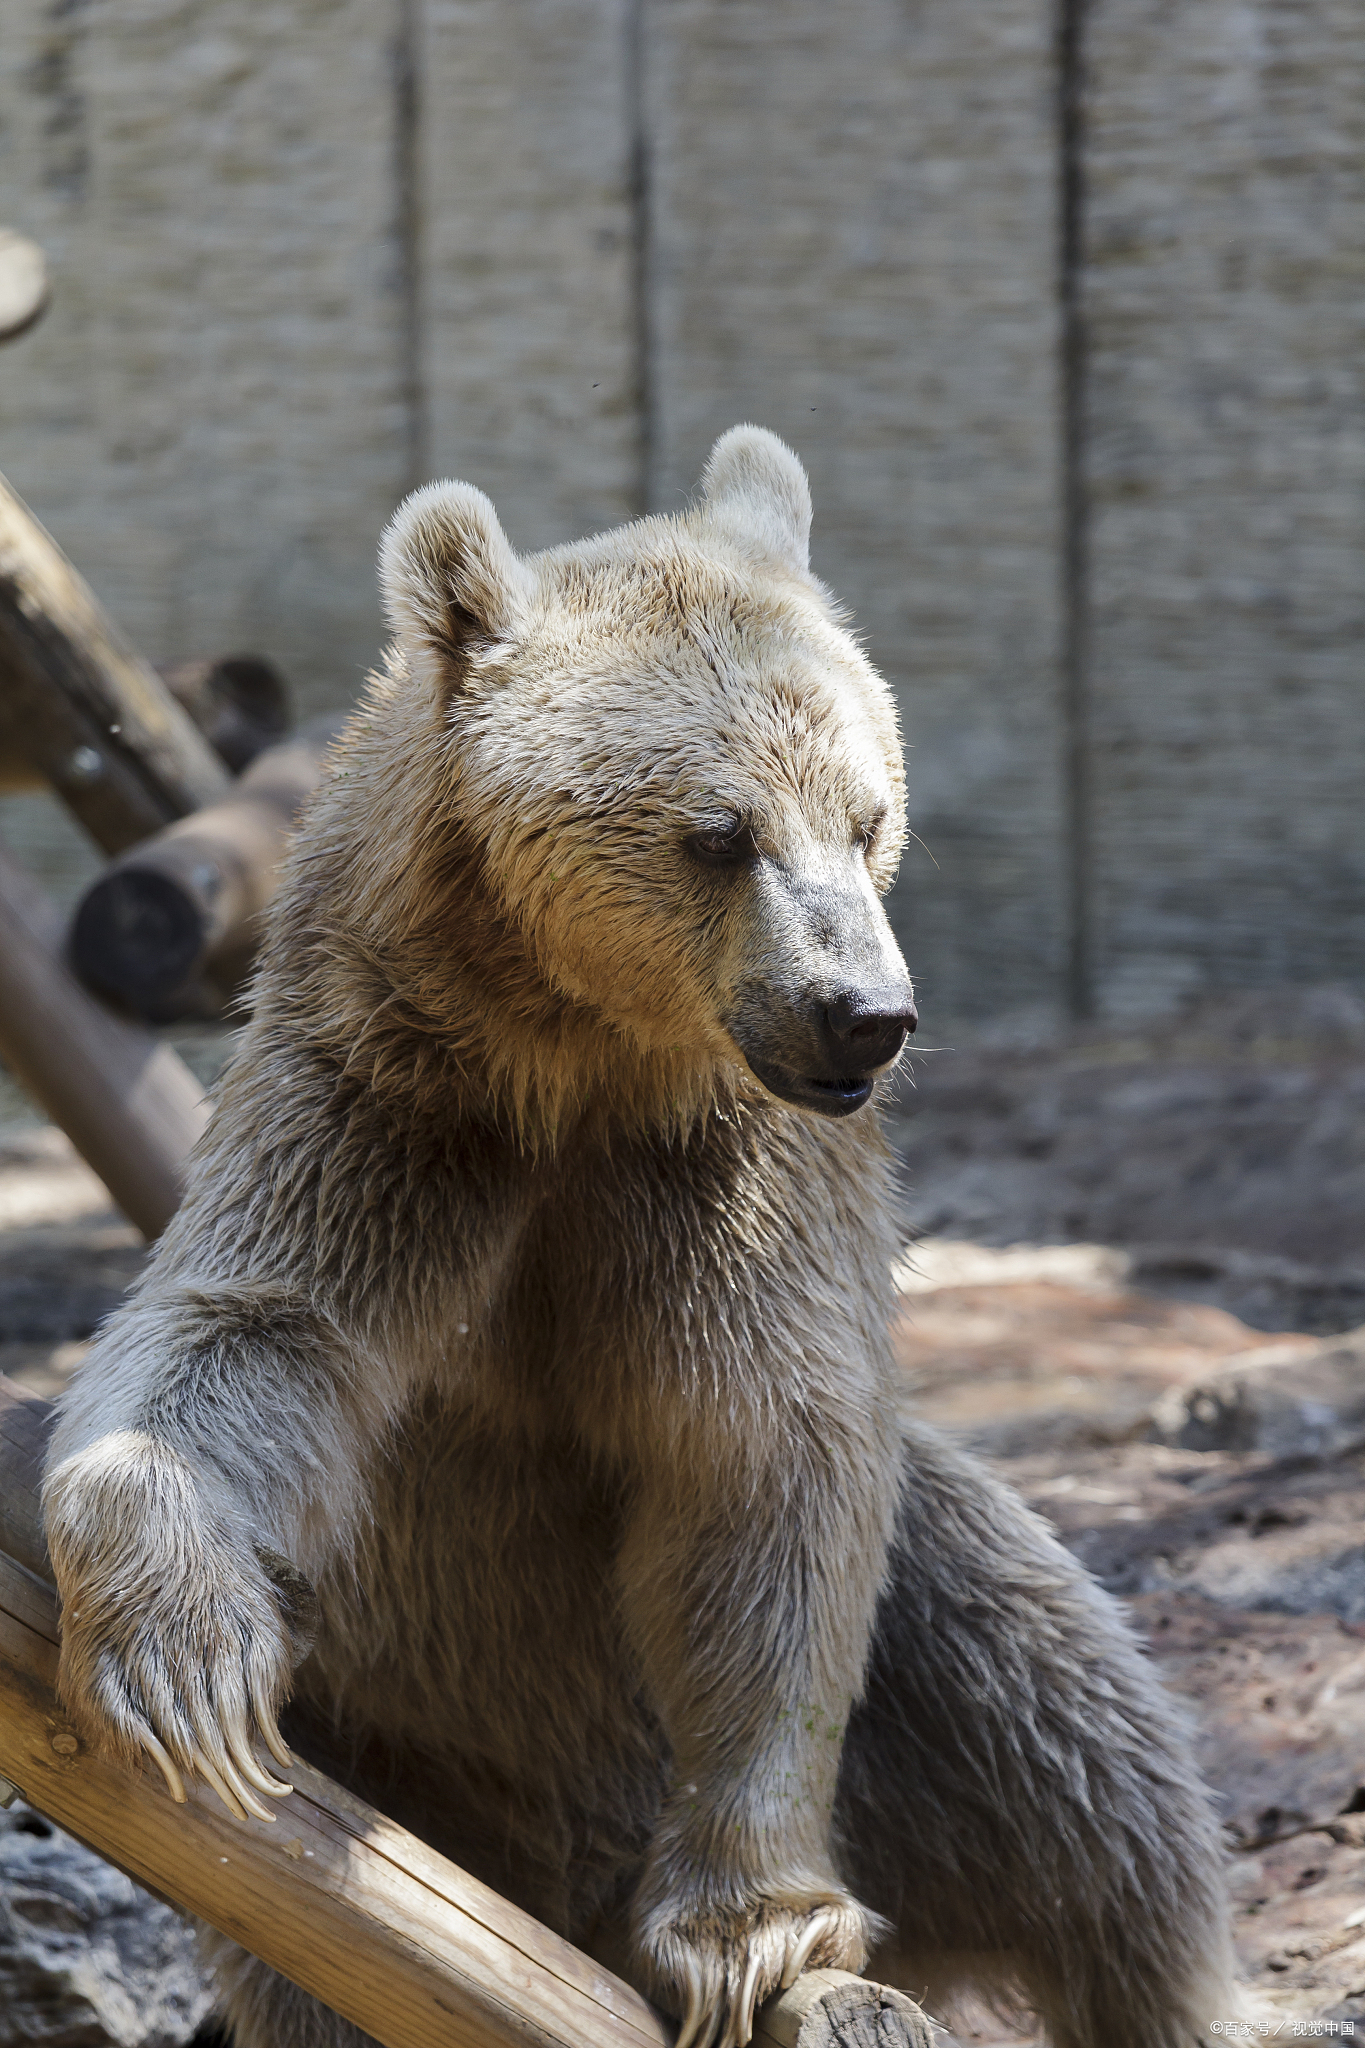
[44,429,1232,2048]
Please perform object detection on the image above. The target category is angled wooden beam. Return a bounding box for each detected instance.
[0,229,49,346]
[0,841,208,1237]
[0,468,230,851]
[1,652,292,794]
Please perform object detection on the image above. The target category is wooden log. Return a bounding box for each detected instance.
[70,717,343,1021]
[753,1972,933,2048]
[0,1378,932,2048]
[0,468,230,850]
[156,653,292,774]
[0,1372,48,1581]
[0,840,209,1238]
[0,1543,672,2048]
[0,1374,670,2048]
[0,652,292,794]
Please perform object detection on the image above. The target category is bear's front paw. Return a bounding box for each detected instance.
[639,1888,872,2048]
[46,1437,300,1823]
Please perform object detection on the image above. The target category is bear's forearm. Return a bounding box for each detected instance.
[45,1283,396,1576]
[617,1454,894,1886]
[40,1282,397,1813]
[620,1463,886,2037]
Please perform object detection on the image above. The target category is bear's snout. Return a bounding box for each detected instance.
[821,987,918,1070]
[721,854,917,1117]
[726,973,917,1118]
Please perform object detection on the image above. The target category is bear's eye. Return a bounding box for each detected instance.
[685,821,758,869]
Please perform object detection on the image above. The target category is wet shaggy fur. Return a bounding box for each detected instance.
[44,430,1232,2048]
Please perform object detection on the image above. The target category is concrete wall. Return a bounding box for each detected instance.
[1083,0,1365,1015]
[0,0,1360,1026]
[0,0,406,718]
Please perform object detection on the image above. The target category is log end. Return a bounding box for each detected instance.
[756,1972,937,2048]
[70,866,210,1017]
[156,655,291,774]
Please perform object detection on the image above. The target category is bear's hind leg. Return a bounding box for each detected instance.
[835,1420,1233,2048]
[201,1933,379,2048]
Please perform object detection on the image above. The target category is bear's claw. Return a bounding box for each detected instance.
[648,1895,871,2048]
[46,1437,298,1825]
[87,1625,296,1823]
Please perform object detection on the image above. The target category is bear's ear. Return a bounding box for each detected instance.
[379,481,531,687]
[695,425,812,575]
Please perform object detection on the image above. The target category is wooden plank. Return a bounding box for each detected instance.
[0,841,209,1238]
[0,467,230,853]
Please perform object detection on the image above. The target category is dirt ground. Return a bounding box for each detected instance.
[885,986,1365,1336]
[2,990,1364,2042]
[892,1252,1365,2040]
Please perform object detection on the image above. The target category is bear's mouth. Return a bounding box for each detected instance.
[744,1057,876,1118]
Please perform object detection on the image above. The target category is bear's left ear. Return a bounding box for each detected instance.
[695,425,812,576]
[379,480,531,688]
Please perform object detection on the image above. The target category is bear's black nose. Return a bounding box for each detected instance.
[821,988,918,1073]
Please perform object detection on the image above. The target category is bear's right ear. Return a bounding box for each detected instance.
[379,481,531,689]
[695,425,812,576]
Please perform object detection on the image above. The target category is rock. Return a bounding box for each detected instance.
[1047,1434,1365,1626]
[1134,1249,1365,1355]
[0,1800,213,2047]
[893,1257,1302,1457]
[1152,1329,1365,1461]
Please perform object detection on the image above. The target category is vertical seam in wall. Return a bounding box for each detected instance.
[1058,0,1093,1019]
[625,0,657,517]
[393,0,428,498]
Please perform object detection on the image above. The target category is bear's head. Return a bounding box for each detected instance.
[372,426,915,1131]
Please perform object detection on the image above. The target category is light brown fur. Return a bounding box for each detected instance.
[45,430,1233,2048]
